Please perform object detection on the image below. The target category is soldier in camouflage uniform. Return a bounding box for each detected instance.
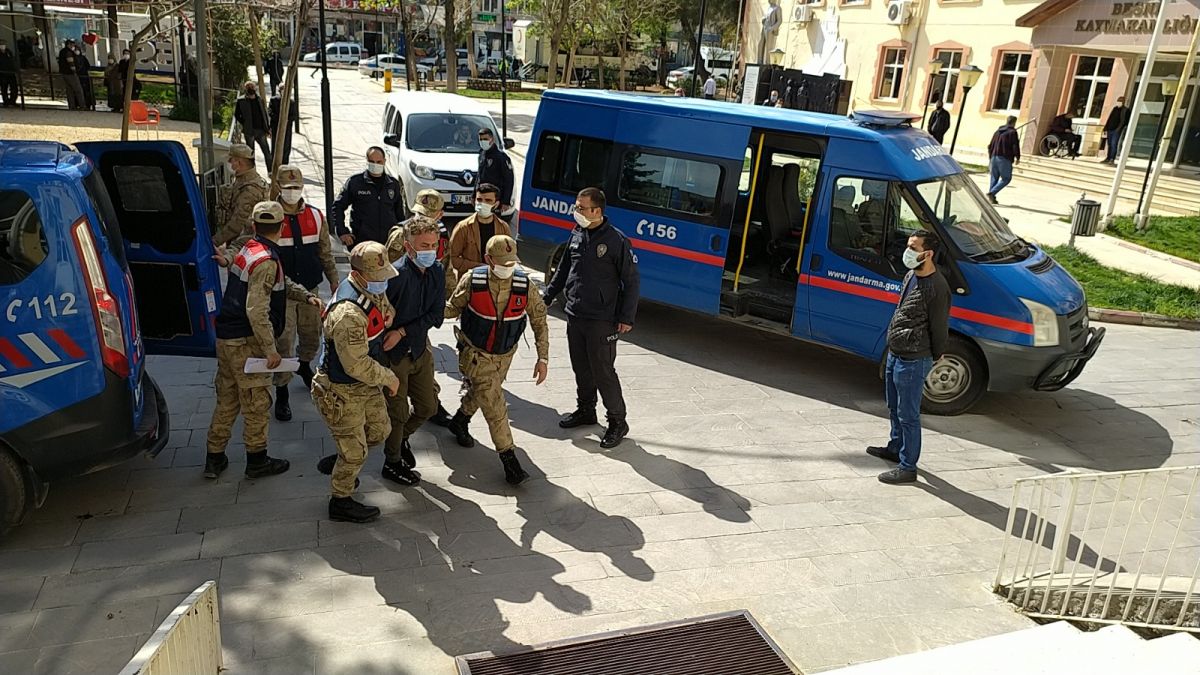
[205,202,321,480]
[445,235,549,485]
[313,242,401,523]
[212,143,269,250]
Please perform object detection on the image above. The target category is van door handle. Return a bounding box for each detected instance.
[710,234,723,252]
[810,253,823,271]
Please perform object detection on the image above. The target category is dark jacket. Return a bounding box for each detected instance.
[886,269,950,360]
[234,95,269,135]
[988,124,1021,161]
[0,48,17,74]
[1104,105,1130,133]
[478,144,515,206]
[73,50,91,80]
[331,171,406,244]
[1050,114,1074,134]
[544,218,640,326]
[57,47,76,76]
[928,108,951,140]
[383,255,446,362]
[269,95,296,134]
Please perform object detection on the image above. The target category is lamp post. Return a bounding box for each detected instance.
[690,0,709,98]
[1135,74,1180,222]
[948,64,983,156]
[920,59,944,129]
[317,0,335,220]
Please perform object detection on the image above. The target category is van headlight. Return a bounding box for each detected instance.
[1019,298,1060,346]
[409,162,435,180]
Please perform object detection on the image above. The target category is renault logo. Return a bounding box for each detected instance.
[462,170,475,185]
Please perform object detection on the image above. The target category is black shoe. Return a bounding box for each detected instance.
[879,467,918,484]
[987,193,998,205]
[328,496,380,523]
[274,386,292,421]
[447,411,475,448]
[317,454,337,475]
[429,404,453,427]
[498,449,529,485]
[245,454,290,479]
[381,461,421,486]
[866,446,901,463]
[599,419,629,449]
[559,408,598,429]
[399,438,416,468]
[203,453,229,479]
[298,361,314,389]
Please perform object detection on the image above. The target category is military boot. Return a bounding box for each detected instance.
[328,496,380,523]
[558,408,598,429]
[398,438,417,468]
[498,449,529,485]
[429,403,453,427]
[245,452,290,478]
[317,454,337,474]
[203,452,229,479]
[381,460,421,486]
[297,361,314,389]
[447,410,475,448]
[274,385,292,421]
[599,418,629,449]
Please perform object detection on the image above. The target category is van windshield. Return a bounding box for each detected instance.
[914,174,1030,262]
[406,114,494,153]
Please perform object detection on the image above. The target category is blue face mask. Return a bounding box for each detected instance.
[412,250,438,268]
[365,280,389,294]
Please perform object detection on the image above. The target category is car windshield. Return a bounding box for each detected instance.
[914,173,1030,262]
[406,113,494,153]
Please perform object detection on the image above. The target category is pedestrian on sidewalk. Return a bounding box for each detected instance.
[116,49,141,106]
[74,37,95,110]
[332,146,406,247]
[986,115,1021,205]
[867,230,950,485]
[1101,97,1130,164]
[104,56,123,111]
[234,81,272,166]
[928,100,951,145]
[0,40,18,108]
[268,93,296,164]
[703,74,717,100]
[57,40,85,110]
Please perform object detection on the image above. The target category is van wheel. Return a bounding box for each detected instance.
[546,245,566,280]
[0,449,31,538]
[922,335,987,416]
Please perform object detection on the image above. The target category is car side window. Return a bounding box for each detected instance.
[0,190,49,284]
[828,176,933,278]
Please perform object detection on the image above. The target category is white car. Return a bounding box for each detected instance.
[666,66,728,90]
[380,91,514,221]
[358,53,432,79]
[302,42,363,64]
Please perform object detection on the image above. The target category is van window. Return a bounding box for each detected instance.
[339,46,349,56]
[92,151,196,255]
[113,166,173,212]
[618,150,722,217]
[0,190,48,285]
[530,132,612,194]
[829,176,933,274]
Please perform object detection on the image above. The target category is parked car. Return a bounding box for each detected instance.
[666,66,729,90]
[358,53,432,79]
[302,42,364,64]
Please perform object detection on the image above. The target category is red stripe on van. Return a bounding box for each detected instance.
[0,338,32,369]
[49,329,87,358]
[522,211,725,267]
[950,306,1034,335]
[806,273,901,304]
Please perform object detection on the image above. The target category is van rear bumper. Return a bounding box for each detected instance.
[5,369,170,482]
[977,327,1105,393]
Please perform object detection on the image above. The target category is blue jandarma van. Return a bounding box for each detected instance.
[0,140,221,533]
[518,91,1104,415]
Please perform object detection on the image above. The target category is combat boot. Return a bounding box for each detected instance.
[328,496,380,523]
[429,403,453,427]
[381,460,421,486]
[297,361,314,389]
[558,408,598,429]
[244,452,290,478]
[203,452,229,479]
[599,418,629,449]
[498,449,529,485]
[447,410,476,448]
[317,454,337,474]
[274,386,292,421]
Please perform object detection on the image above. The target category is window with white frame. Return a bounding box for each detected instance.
[877,47,907,100]
[991,51,1032,112]
[1068,56,1114,121]
[933,49,963,105]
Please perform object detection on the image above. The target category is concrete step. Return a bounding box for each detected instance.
[1011,157,1200,216]
[1144,631,1200,663]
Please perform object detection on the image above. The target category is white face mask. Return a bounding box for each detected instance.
[479,138,492,151]
[902,247,926,270]
[475,202,494,218]
[281,188,303,204]
[490,263,516,279]
[367,161,385,176]
[573,211,599,229]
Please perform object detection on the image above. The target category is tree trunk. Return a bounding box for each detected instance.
[444,0,458,92]
[247,8,270,122]
[565,44,577,87]
[547,0,570,89]
[657,39,667,87]
[269,1,310,190]
[618,42,627,91]
[106,4,120,61]
[680,13,708,81]
[400,3,417,87]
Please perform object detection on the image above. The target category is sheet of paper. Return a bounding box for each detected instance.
[244,357,300,374]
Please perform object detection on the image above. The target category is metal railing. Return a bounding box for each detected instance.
[994,465,1200,634]
[119,581,223,675]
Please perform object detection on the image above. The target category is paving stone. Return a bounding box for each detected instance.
[773,618,927,672]
[0,518,81,551]
[0,547,79,581]
[629,510,758,543]
[0,574,44,614]
[0,648,38,673]
[126,484,238,513]
[751,502,844,531]
[73,510,181,544]
[30,634,148,675]
[809,549,909,586]
[74,532,202,571]
[199,520,318,558]
[0,611,37,652]
[35,559,220,610]
[28,597,158,647]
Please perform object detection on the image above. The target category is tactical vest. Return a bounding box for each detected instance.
[277,204,325,289]
[437,222,449,261]
[461,266,528,354]
[215,237,286,340]
[323,281,389,384]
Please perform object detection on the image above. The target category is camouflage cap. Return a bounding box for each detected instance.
[229,143,254,160]
[411,189,444,217]
[350,241,399,282]
[384,225,406,264]
[485,234,519,266]
[252,201,284,224]
[276,165,303,188]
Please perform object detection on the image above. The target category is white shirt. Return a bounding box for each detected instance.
[703,78,717,96]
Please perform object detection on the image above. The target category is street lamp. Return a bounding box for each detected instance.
[948,64,983,155]
[1135,74,1180,220]
[920,59,944,129]
[769,48,785,67]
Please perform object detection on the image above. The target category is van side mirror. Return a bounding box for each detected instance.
[504,138,515,150]
[384,134,401,148]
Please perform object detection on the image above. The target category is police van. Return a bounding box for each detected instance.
[518,91,1105,415]
[0,140,222,534]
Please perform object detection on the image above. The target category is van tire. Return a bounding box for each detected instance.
[0,448,31,538]
[546,245,566,280]
[921,335,987,416]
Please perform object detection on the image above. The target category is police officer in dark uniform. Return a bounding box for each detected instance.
[477,128,515,220]
[332,146,406,247]
[543,187,640,449]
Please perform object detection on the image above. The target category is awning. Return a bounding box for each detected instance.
[1017,0,1081,28]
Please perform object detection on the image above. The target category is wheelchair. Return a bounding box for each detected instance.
[1039,132,1077,159]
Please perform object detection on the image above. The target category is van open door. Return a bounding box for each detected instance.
[76,141,221,357]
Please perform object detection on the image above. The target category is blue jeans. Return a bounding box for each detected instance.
[988,155,1013,196]
[1105,129,1122,162]
[885,354,933,472]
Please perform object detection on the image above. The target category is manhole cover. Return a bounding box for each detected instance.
[456,610,798,675]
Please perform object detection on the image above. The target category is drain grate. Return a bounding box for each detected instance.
[456,611,798,675]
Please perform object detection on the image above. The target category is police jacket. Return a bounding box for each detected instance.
[383,256,446,362]
[277,203,337,290]
[331,171,406,245]
[478,144,514,206]
[543,218,640,326]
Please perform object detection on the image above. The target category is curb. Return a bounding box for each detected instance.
[1106,238,1200,272]
[1089,308,1200,331]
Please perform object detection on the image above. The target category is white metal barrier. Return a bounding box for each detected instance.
[119,581,223,675]
[994,465,1200,633]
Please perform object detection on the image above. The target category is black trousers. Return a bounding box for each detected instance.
[0,73,17,106]
[567,318,626,420]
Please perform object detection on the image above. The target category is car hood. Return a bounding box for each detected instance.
[404,148,481,173]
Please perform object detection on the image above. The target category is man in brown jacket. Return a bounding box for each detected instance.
[449,183,511,278]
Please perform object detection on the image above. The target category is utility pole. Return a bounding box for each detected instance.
[195,0,214,175]
[690,0,708,98]
[318,0,335,220]
[500,0,507,137]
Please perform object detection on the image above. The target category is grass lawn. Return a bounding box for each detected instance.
[1104,215,1200,263]
[1047,245,1200,320]
[462,88,542,101]
[959,162,989,174]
